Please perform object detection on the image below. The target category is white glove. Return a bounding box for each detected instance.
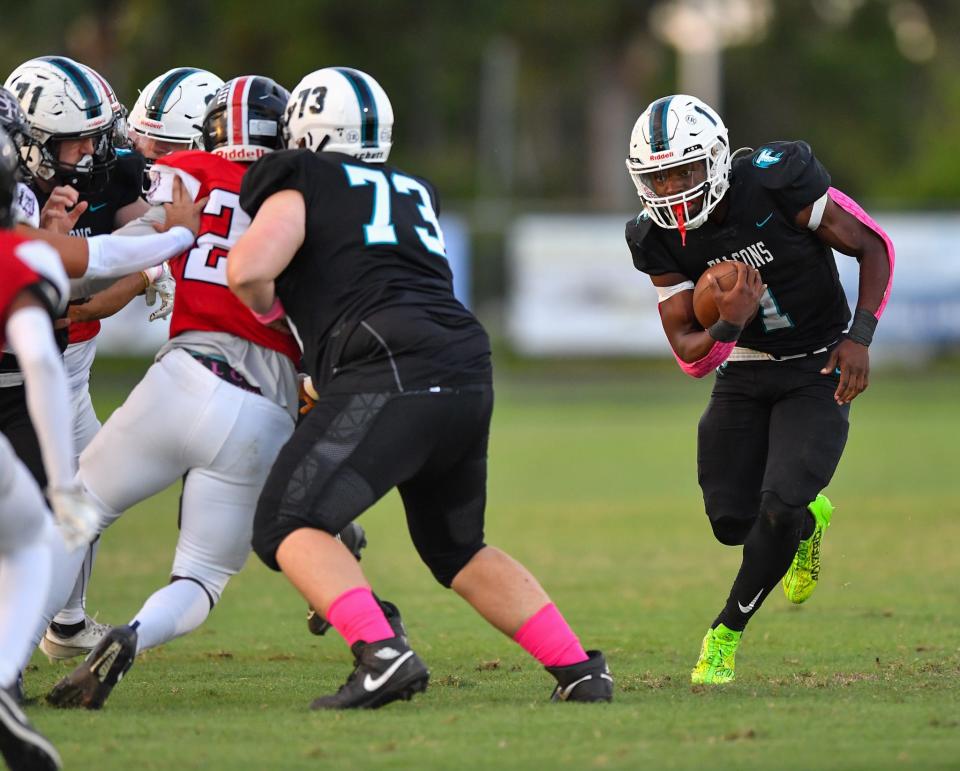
[142,261,176,321]
[48,485,102,551]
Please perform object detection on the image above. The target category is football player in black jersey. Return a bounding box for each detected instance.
[228,67,612,709]
[624,95,894,684]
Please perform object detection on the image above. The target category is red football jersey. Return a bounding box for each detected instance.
[0,231,44,349]
[150,151,301,363]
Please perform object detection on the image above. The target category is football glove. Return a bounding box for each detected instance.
[142,262,176,321]
[298,374,318,415]
[48,485,102,551]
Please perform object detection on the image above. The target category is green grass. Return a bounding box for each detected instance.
[22,360,960,770]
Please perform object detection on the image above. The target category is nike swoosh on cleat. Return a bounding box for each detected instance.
[363,650,414,692]
[756,212,773,227]
[558,674,593,700]
[738,589,764,613]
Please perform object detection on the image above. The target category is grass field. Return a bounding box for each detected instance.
[21,358,960,770]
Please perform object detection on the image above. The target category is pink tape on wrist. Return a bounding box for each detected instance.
[827,187,895,319]
[673,339,736,378]
[252,297,285,325]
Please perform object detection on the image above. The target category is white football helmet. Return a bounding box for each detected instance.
[78,63,130,149]
[129,68,224,155]
[3,56,116,189]
[284,67,393,162]
[625,94,730,231]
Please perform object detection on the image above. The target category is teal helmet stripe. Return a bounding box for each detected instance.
[334,67,378,148]
[39,56,102,120]
[147,68,200,121]
[648,96,673,153]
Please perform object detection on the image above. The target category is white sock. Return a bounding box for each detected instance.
[131,580,211,654]
[0,539,52,687]
[52,537,100,627]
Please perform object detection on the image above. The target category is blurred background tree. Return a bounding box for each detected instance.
[3,0,958,304]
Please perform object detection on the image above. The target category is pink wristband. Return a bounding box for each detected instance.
[252,297,285,325]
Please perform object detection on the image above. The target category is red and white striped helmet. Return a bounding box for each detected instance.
[201,75,289,162]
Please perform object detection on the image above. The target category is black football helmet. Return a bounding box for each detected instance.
[202,75,290,162]
[1,127,19,227]
[0,86,41,183]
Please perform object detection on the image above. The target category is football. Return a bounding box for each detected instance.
[692,262,754,328]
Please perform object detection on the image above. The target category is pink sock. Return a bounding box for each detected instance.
[326,587,395,647]
[513,603,588,667]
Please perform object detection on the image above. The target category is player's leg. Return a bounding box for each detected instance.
[765,354,849,605]
[0,441,63,771]
[49,356,295,709]
[0,384,47,489]
[692,364,770,684]
[400,386,611,702]
[38,355,191,669]
[256,391,440,710]
[44,353,106,660]
[132,390,294,654]
[0,439,55,696]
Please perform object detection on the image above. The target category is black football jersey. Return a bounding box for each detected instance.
[31,149,145,239]
[626,141,851,357]
[240,149,491,392]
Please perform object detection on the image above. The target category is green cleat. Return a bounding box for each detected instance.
[690,623,742,685]
[782,493,834,604]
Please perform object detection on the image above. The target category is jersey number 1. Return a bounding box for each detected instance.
[343,165,446,257]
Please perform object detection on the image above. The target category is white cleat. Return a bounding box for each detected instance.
[40,616,112,661]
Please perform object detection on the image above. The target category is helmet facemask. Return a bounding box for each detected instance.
[628,136,730,232]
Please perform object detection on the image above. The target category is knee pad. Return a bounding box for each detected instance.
[421,541,486,588]
[760,490,807,534]
[168,559,232,607]
[709,516,754,546]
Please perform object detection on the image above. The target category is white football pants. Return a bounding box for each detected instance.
[54,338,102,626]
[0,435,57,686]
[37,348,294,650]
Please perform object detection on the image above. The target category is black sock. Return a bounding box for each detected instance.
[714,506,805,631]
[49,619,86,637]
[799,509,816,541]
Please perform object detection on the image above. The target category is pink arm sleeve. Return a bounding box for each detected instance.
[827,187,895,319]
[671,340,736,378]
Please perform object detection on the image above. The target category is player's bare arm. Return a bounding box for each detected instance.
[797,197,891,404]
[68,273,147,323]
[228,189,306,315]
[653,263,764,363]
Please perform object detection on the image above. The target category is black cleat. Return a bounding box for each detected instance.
[46,624,137,710]
[310,636,429,710]
[307,523,368,636]
[0,688,61,770]
[545,650,614,702]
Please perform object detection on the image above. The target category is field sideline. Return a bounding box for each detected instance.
[21,359,960,770]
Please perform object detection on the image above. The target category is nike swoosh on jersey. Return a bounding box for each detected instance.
[89,203,107,212]
[738,589,764,613]
[363,650,414,692]
[756,212,773,228]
